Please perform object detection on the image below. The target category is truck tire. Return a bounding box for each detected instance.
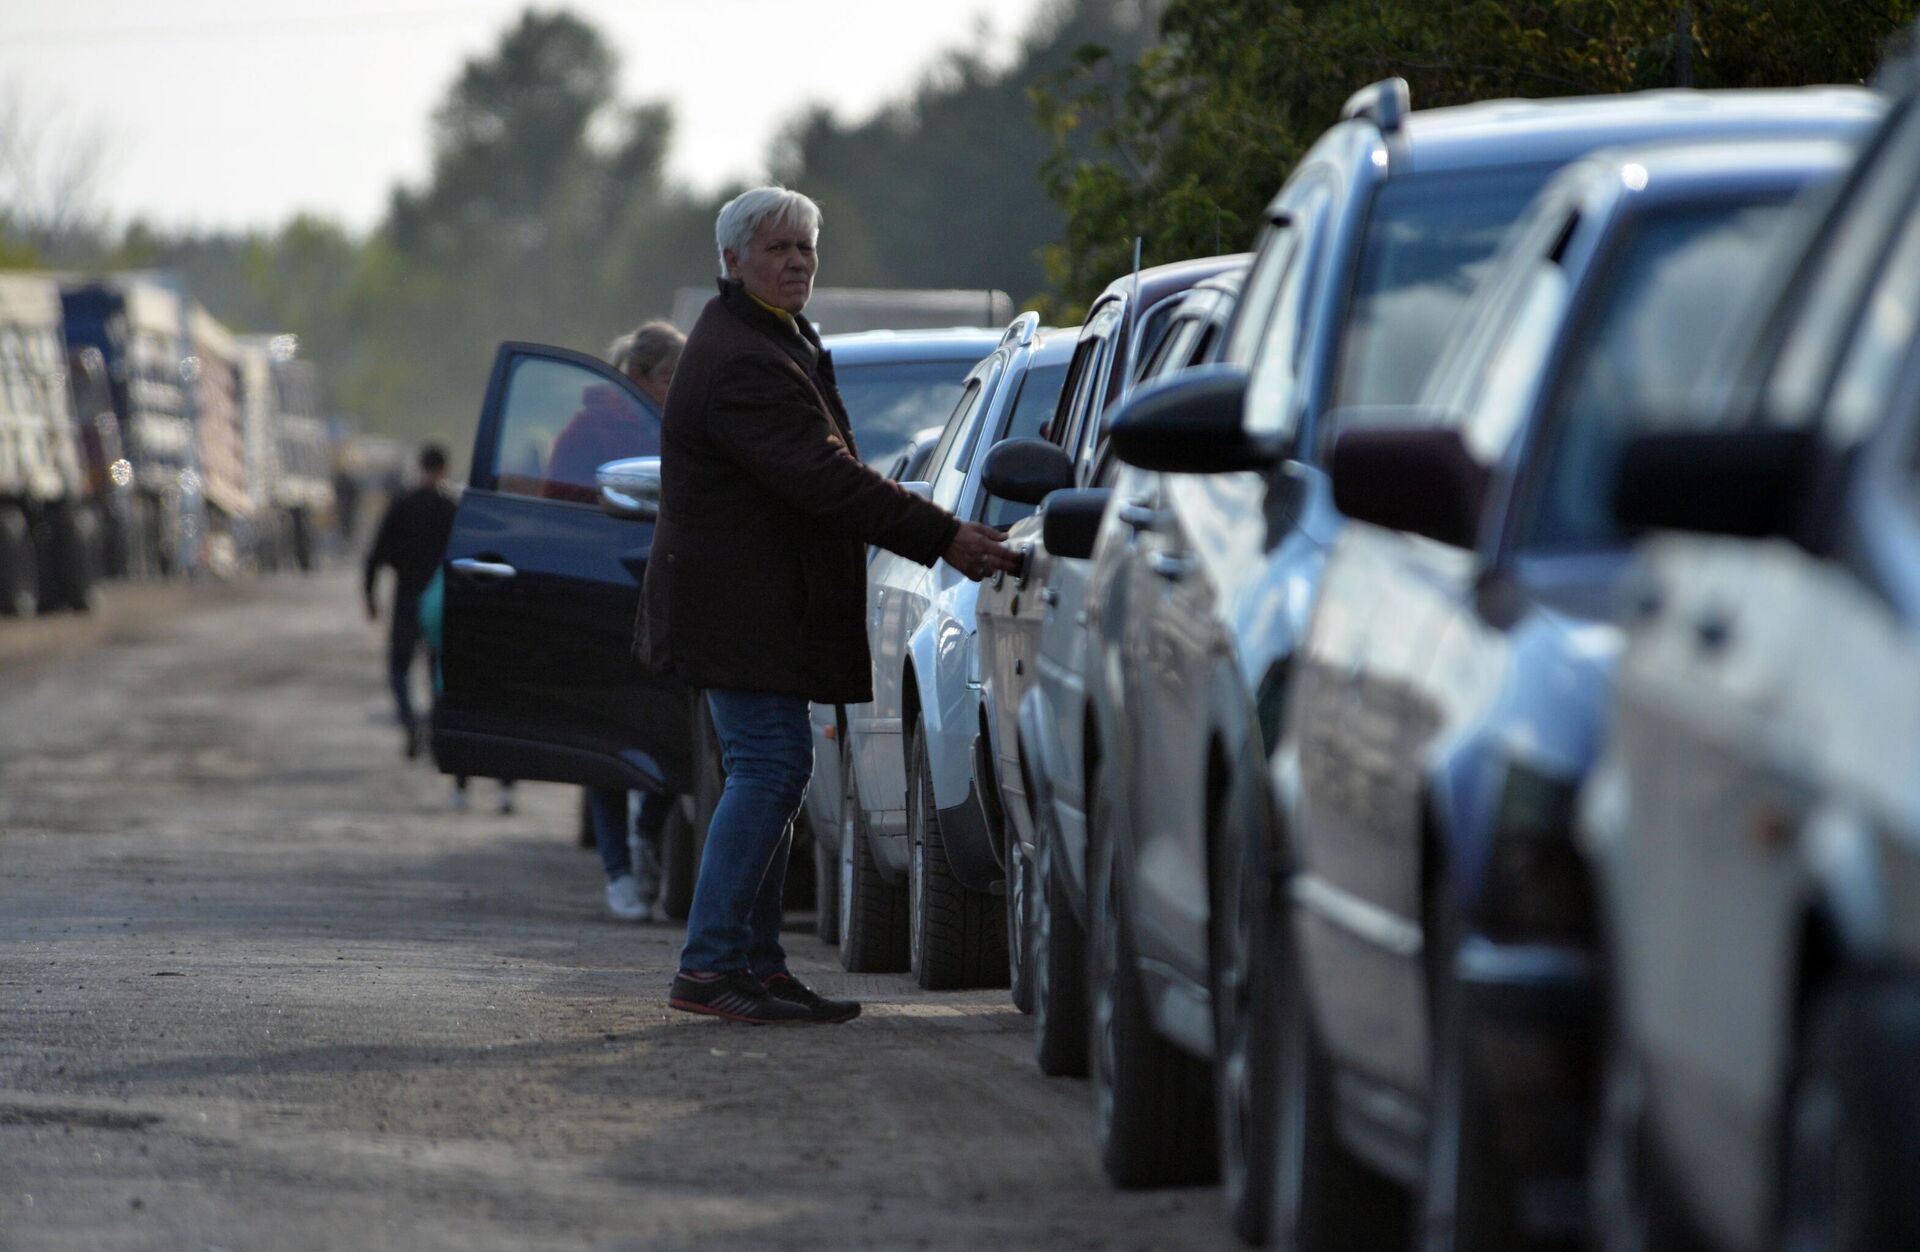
[906,720,1006,989]
[0,506,39,617]
[40,504,97,613]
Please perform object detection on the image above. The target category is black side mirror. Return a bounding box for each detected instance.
[1613,427,1818,540]
[1328,414,1483,548]
[1040,488,1111,560]
[983,437,1075,505]
[1108,366,1281,473]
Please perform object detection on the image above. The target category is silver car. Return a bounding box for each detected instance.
[836,315,1074,980]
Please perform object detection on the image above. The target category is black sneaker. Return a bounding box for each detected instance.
[763,972,861,1024]
[668,970,813,1025]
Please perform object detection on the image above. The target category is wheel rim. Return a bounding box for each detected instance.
[907,738,925,974]
[909,832,925,974]
[1007,845,1028,991]
[1220,849,1256,1208]
[838,754,857,950]
[1034,832,1055,1038]
[1092,857,1120,1146]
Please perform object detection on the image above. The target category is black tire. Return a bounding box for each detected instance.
[1007,836,1034,1014]
[1591,1014,1709,1252]
[1032,777,1089,1077]
[907,721,1007,990]
[813,818,840,944]
[837,733,908,972]
[657,795,701,921]
[576,789,597,850]
[0,506,39,617]
[1212,805,1283,1244]
[1088,765,1217,1188]
[1270,874,1406,1251]
[50,504,99,612]
[1420,898,1533,1252]
[783,810,816,912]
[1779,974,1920,1252]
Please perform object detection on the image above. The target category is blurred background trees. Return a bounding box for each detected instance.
[0,0,1915,443]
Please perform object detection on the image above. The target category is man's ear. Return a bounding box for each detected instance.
[721,249,740,277]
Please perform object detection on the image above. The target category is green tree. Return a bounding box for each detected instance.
[1037,0,1919,312]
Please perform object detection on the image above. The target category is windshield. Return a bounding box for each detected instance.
[1333,165,1557,407]
[1527,197,1799,549]
[834,358,979,468]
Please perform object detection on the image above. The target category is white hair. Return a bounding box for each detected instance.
[714,186,821,276]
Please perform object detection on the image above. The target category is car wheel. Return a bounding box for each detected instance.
[1006,837,1034,1014]
[40,502,96,613]
[1779,974,1920,1252]
[1420,896,1533,1252]
[837,732,907,972]
[812,820,839,944]
[657,795,700,921]
[576,789,597,850]
[1591,1012,1707,1252]
[907,720,1006,990]
[1270,869,1404,1250]
[1211,803,1282,1244]
[1088,761,1216,1188]
[0,506,39,617]
[1032,774,1088,1077]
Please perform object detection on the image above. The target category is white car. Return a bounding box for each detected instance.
[836,314,1074,984]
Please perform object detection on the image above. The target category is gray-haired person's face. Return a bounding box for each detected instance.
[725,217,818,316]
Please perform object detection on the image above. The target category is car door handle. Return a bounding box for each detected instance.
[1117,501,1158,530]
[1148,551,1193,582]
[449,557,517,581]
[1039,587,1060,606]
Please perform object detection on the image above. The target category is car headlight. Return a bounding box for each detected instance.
[1474,762,1596,946]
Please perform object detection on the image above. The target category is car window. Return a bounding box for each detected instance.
[1460,263,1569,463]
[1333,164,1559,409]
[832,358,978,470]
[489,354,660,503]
[1523,197,1800,550]
[1136,311,1197,382]
[1826,205,1920,445]
[931,381,985,512]
[1238,183,1333,442]
[982,360,1072,529]
[1056,303,1123,455]
[1129,297,1184,384]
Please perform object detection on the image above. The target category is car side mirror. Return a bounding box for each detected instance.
[982,437,1074,505]
[1040,488,1111,560]
[1108,365,1281,473]
[1327,412,1483,548]
[1613,427,1818,540]
[900,480,933,501]
[596,456,661,522]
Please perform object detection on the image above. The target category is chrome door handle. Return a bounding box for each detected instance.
[1148,551,1193,582]
[449,557,517,581]
[1039,588,1060,606]
[1117,501,1158,530]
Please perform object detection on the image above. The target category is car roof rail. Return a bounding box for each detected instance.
[1340,77,1411,135]
[998,310,1041,350]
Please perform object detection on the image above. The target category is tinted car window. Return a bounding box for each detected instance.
[1334,164,1557,408]
[1826,205,1920,443]
[983,361,1071,529]
[1526,198,1798,549]
[931,381,985,513]
[490,355,660,503]
[835,359,977,469]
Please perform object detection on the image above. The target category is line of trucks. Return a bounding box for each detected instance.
[0,269,340,615]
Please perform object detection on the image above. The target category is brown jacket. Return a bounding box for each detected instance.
[636,281,959,703]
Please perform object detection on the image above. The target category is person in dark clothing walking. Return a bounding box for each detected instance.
[638,187,1019,1025]
[364,443,457,758]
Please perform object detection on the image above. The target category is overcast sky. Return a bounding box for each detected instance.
[0,0,1054,234]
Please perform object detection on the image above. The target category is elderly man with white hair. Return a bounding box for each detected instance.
[637,186,1018,1024]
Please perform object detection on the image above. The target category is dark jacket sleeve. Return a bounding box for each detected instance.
[705,357,959,565]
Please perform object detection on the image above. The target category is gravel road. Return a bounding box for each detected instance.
[0,569,1221,1251]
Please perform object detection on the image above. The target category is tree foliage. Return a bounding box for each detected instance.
[1036,0,1920,312]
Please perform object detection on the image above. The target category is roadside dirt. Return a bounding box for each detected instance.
[0,568,1221,1251]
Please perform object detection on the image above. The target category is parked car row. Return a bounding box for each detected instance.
[423,56,1920,1252]
[0,268,343,614]
[813,75,1909,1252]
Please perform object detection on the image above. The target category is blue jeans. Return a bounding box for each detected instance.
[678,689,812,978]
[587,787,674,882]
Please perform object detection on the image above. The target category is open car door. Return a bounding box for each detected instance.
[432,341,691,796]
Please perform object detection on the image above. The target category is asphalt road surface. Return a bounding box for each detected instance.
[0,569,1220,1251]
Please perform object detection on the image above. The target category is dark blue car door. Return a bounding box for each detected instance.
[432,341,691,795]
